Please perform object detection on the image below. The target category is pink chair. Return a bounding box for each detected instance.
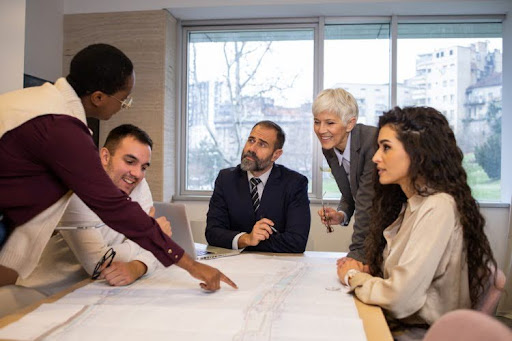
[476,267,507,315]
[423,309,512,341]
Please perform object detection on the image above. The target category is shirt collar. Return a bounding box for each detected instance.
[408,194,427,212]
[247,164,273,186]
[54,78,92,135]
[333,131,351,166]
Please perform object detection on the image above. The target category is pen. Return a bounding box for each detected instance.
[258,212,278,233]
[321,192,334,233]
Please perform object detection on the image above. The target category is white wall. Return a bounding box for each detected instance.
[0,0,26,94]
[24,0,64,81]
[62,0,512,17]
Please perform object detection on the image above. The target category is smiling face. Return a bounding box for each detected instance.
[372,124,413,197]
[240,125,283,177]
[100,135,151,195]
[313,110,356,152]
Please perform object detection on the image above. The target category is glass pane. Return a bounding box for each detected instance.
[186,29,314,191]
[397,23,502,201]
[322,24,389,199]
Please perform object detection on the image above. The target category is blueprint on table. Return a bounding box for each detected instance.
[0,254,366,341]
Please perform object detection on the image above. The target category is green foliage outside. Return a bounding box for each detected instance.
[463,153,501,201]
[474,102,501,181]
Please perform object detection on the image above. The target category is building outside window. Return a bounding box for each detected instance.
[180,18,503,202]
[183,28,314,193]
[397,22,502,200]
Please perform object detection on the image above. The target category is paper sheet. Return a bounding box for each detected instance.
[0,254,366,341]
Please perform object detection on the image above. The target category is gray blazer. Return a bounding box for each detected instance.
[322,123,377,262]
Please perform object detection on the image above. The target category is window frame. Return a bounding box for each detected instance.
[176,15,506,205]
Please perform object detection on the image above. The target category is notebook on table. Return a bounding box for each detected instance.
[153,202,242,260]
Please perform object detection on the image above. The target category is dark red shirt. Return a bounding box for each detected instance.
[0,115,184,266]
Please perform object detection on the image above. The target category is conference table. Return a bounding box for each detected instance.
[0,251,392,341]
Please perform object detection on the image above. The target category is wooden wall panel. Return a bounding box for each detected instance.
[63,10,177,201]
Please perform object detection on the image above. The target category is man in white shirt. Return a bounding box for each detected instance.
[18,124,169,294]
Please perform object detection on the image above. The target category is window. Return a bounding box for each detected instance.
[183,27,314,192]
[323,23,389,198]
[180,18,503,202]
[397,22,502,201]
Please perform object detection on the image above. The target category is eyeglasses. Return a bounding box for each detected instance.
[109,95,133,109]
[91,248,116,279]
[321,192,334,233]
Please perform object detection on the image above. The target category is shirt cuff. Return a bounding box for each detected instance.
[344,269,360,288]
[348,272,373,291]
[337,209,349,225]
[232,232,246,250]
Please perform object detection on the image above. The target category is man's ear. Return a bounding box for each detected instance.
[346,117,357,132]
[271,148,283,162]
[89,91,107,107]
[99,147,110,167]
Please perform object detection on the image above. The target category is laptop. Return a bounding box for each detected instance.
[153,202,242,260]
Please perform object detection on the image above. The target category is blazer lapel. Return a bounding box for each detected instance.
[349,125,361,194]
[236,166,255,217]
[258,164,280,218]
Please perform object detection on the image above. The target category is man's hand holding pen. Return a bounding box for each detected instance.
[238,218,276,248]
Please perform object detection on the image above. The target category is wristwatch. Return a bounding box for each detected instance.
[344,269,360,287]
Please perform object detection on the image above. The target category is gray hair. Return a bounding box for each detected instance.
[312,88,359,124]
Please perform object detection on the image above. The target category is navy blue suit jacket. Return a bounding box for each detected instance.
[205,164,311,253]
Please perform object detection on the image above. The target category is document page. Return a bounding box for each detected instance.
[0,254,366,341]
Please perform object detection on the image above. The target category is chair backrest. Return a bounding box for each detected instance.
[476,265,507,315]
[423,309,512,341]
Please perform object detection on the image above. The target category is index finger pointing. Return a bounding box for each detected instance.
[220,273,238,289]
[148,206,155,217]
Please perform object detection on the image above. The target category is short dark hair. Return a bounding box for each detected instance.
[103,124,153,154]
[66,43,133,97]
[253,120,286,150]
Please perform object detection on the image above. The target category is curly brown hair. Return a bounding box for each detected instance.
[365,106,497,307]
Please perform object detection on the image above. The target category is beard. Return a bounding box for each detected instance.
[240,150,273,173]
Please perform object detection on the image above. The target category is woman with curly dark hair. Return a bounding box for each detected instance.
[338,106,497,339]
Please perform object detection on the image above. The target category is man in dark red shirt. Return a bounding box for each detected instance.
[0,43,236,292]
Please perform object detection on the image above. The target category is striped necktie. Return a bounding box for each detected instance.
[250,177,262,212]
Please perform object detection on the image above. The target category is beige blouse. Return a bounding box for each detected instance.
[349,193,471,326]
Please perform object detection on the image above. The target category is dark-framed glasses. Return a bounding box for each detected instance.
[91,248,116,279]
[109,95,133,109]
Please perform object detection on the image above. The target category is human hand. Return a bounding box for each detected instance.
[317,207,344,227]
[148,206,172,237]
[98,260,147,286]
[156,216,172,237]
[337,257,366,285]
[178,254,237,291]
[238,218,275,248]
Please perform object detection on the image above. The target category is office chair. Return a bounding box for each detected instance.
[423,309,512,341]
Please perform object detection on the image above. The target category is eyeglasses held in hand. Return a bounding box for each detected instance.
[109,95,133,109]
[91,248,116,279]
[321,192,334,233]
